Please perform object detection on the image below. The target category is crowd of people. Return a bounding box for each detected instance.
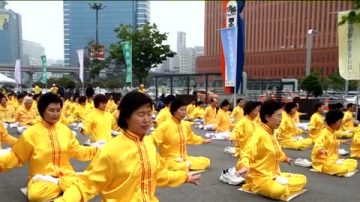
[0,84,358,201]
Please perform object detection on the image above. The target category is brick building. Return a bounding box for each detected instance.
[196,1,353,80]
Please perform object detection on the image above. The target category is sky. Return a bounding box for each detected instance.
[6,1,204,61]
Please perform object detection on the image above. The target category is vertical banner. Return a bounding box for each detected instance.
[220,27,238,87]
[40,55,47,84]
[121,41,133,86]
[77,49,84,83]
[338,11,360,80]
[14,59,21,85]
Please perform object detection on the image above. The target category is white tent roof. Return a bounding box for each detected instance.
[0,73,16,84]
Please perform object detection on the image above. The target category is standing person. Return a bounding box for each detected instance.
[311,109,357,176]
[33,84,42,95]
[276,102,312,150]
[236,100,307,201]
[80,94,117,143]
[50,84,59,95]
[54,92,201,202]
[152,97,211,171]
[231,98,245,123]
[308,102,326,141]
[0,93,98,201]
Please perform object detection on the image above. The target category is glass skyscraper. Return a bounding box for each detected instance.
[0,5,22,65]
[63,1,150,67]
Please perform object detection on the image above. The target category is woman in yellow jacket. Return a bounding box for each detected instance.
[236,100,307,201]
[276,102,312,150]
[189,101,205,120]
[351,125,360,157]
[0,120,17,149]
[155,95,175,127]
[0,93,98,202]
[54,92,201,202]
[152,97,212,171]
[311,109,357,176]
[72,96,88,122]
[335,103,356,139]
[14,96,38,127]
[215,99,232,132]
[308,102,325,141]
[229,101,259,157]
[0,93,16,123]
[231,98,245,123]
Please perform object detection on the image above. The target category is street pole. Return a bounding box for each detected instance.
[305,29,319,76]
[96,9,99,44]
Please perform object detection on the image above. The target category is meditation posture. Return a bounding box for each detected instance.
[308,102,326,141]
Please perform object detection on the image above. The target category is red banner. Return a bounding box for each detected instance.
[90,44,105,61]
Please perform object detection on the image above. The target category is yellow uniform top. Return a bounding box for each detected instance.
[105,100,117,113]
[155,107,171,127]
[14,106,38,126]
[186,104,196,117]
[82,109,116,142]
[231,106,244,123]
[230,115,256,151]
[311,126,340,171]
[50,86,58,94]
[152,117,205,161]
[0,105,16,123]
[276,113,303,143]
[204,105,217,125]
[190,106,204,119]
[309,112,325,140]
[215,108,231,132]
[236,124,287,179]
[0,121,17,149]
[0,120,98,178]
[55,131,188,202]
[72,104,88,122]
[33,86,42,95]
[342,111,355,132]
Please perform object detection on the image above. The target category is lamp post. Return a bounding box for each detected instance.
[89,3,106,44]
[305,29,319,76]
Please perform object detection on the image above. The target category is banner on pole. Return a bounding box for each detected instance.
[14,59,21,85]
[40,55,47,84]
[77,49,84,83]
[338,10,360,80]
[220,27,238,87]
[121,41,132,85]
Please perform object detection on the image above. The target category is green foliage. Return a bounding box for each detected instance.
[300,71,323,98]
[109,23,175,84]
[338,0,360,25]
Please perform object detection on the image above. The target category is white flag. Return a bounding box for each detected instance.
[77,49,84,83]
[14,59,21,85]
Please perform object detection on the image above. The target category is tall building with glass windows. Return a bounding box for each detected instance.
[63,0,150,67]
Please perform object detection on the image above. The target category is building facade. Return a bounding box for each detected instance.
[196,1,353,80]
[22,40,45,66]
[63,0,150,67]
[0,6,22,65]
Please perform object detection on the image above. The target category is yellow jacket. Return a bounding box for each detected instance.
[351,126,360,157]
[311,126,340,171]
[105,100,117,113]
[276,113,303,144]
[54,131,188,202]
[342,111,355,132]
[215,109,231,132]
[0,121,17,149]
[0,120,98,178]
[236,124,287,185]
[155,107,171,127]
[0,105,16,123]
[72,105,89,122]
[152,117,205,161]
[204,106,217,125]
[230,115,256,152]
[231,106,244,123]
[33,86,42,95]
[190,106,204,119]
[82,109,116,142]
[309,112,325,140]
[85,100,94,112]
[14,106,38,126]
[186,104,196,117]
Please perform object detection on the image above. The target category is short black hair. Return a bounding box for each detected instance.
[243,101,257,115]
[260,100,282,123]
[284,102,297,114]
[164,94,175,105]
[94,94,108,108]
[37,93,63,118]
[0,93,6,101]
[347,103,355,109]
[236,98,243,103]
[325,109,344,125]
[220,99,230,108]
[196,101,204,106]
[33,93,41,101]
[313,101,324,114]
[118,92,152,129]
[170,97,186,115]
[78,96,86,104]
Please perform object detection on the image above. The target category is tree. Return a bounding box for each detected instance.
[338,0,360,25]
[300,71,323,98]
[109,23,175,84]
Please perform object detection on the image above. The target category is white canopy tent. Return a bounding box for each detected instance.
[0,73,16,84]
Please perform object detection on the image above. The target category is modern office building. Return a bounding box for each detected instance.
[0,3,22,65]
[22,40,45,66]
[63,0,150,67]
[196,1,353,79]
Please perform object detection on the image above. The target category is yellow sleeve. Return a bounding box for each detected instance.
[82,116,94,135]
[230,108,237,118]
[312,131,327,159]
[184,122,204,145]
[230,121,244,141]
[0,124,17,146]
[214,112,222,129]
[68,130,98,161]
[151,125,165,146]
[56,150,111,202]
[156,154,188,187]
[236,132,259,170]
